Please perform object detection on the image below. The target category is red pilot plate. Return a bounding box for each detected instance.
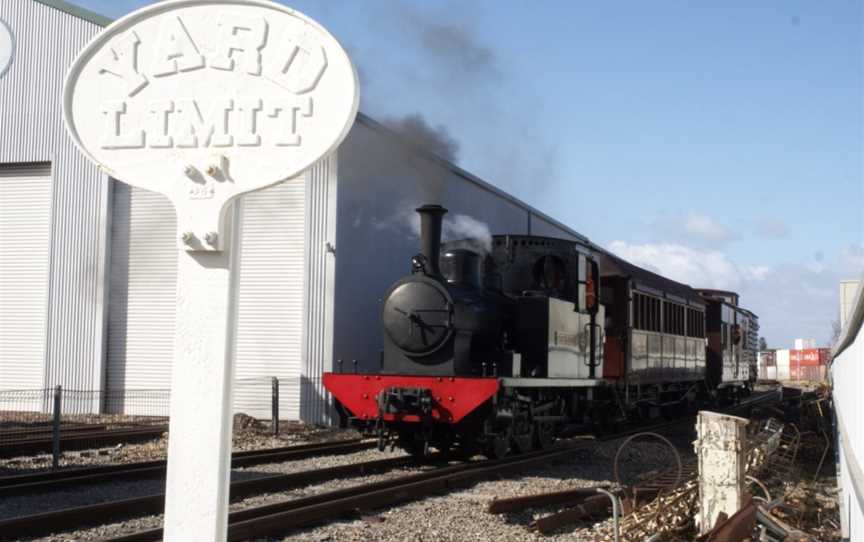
[323,373,499,423]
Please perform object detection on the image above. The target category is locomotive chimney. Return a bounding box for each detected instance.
[416,204,447,275]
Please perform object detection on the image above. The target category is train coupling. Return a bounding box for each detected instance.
[377,386,434,418]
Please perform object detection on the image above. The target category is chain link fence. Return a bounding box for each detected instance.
[0,375,334,472]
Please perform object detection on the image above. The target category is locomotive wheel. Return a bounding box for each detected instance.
[512,431,533,454]
[533,421,555,450]
[483,430,511,459]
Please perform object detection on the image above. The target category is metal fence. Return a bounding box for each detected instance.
[0,375,333,471]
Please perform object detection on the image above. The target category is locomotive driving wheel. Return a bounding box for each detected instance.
[533,421,555,450]
[483,428,512,459]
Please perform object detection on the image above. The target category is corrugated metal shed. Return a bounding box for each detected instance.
[0,0,109,392]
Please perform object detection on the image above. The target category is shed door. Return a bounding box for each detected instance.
[107,180,306,418]
[106,184,177,412]
[233,179,306,419]
[0,165,52,391]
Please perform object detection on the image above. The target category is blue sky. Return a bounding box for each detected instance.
[74,0,862,347]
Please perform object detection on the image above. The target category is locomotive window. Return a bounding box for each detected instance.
[533,255,567,291]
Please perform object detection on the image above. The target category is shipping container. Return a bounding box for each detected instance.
[766,366,777,380]
[760,350,776,367]
[790,365,826,382]
[789,348,830,367]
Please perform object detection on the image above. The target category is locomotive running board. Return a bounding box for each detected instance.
[499,377,606,388]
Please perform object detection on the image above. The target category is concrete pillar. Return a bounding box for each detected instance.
[695,410,749,534]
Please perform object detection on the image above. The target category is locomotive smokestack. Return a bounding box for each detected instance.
[416,204,447,275]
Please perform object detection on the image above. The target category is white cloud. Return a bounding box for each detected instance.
[608,240,864,348]
[840,244,864,273]
[606,241,766,290]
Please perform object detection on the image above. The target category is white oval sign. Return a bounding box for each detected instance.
[0,19,14,78]
[63,0,358,249]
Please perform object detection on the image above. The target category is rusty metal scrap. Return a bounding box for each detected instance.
[487,486,607,515]
[694,497,757,542]
[531,493,613,534]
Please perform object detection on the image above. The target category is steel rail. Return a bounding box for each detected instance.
[0,439,374,496]
[0,426,169,456]
[0,453,413,541]
[103,442,596,542]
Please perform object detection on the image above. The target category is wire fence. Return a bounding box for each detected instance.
[0,375,333,471]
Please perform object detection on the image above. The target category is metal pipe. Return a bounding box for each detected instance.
[595,488,620,542]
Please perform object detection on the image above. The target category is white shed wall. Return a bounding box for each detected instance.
[832,277,864,540]
[0,1,110,392]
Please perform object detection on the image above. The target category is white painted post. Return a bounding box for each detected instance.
[162,206,240,541]
[63,2,358,539]
[695,410,749,534]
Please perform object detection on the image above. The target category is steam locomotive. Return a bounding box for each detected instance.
[323,205,759,458]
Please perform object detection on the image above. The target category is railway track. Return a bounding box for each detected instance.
[0,452,415,540]
[0,388,783,541]
[0,426,169,457]
[0,438,375,497]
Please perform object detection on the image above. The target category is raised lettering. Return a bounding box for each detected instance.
[174,98,234,148]
[269,31,327,94]
[99,100,145,149]
[209,13,267,75]
[150,16,205,77]
[147,100,175,148]
[235,98,262,147]
[268,97,312,146]
[98,31,149,97]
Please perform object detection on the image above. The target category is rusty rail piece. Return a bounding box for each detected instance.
[0,453,414,541]
[0,438,375,497]
[100,442,599,542]
[487,486,608,514]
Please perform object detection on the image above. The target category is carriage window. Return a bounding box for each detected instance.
[663,301,685,336]
[633,293,662,332]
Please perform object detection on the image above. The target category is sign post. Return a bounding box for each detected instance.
[63,1,358,539]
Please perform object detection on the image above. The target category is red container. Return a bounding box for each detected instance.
[792,348,827,367]
[789,365,826,381]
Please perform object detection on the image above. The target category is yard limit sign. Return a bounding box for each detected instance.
[62,1,358,539]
